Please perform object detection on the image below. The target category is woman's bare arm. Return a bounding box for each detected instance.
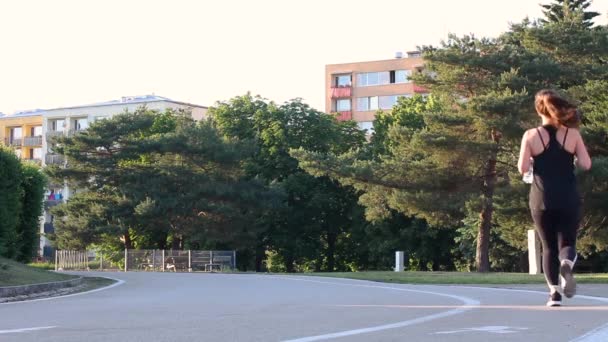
[518,130,532,175]
[574,130,592,170]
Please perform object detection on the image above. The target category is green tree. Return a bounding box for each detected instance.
[47,107,272,257]
[0,146,23,259]
[16,163,46,262]
[211,95,366,272]
[540,0,600,28]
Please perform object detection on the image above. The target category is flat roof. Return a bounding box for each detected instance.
[45,95,208,111]
[1,95,208,118]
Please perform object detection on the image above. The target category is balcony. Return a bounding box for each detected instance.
[335,111,352,121]
[4,137,22,146]
[331,86,352,98]
[43,223,55,234]
[23,136,43,146]
[413,84,429,94]
[45,154,65,165]
[45,199,62,210]
[67,129,86,137]
[27,158,42,165]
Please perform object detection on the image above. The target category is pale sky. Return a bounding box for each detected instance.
[1,0,607,114]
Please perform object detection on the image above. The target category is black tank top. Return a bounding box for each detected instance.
[529,125,579,210]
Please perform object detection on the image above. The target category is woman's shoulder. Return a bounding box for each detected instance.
[524,127,541,137]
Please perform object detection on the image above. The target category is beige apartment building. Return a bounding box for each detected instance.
[325,52,427,131]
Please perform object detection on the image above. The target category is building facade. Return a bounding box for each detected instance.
[39,95,208,257]
[0,95,209,258]
[0,110,44,164]
[325,52,427,131]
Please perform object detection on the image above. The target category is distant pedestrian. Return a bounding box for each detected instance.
[517,89,591,307]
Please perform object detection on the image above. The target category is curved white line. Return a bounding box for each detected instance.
[283,276,608,341]
[0,277,125,305]
[571,322,608,342]
[267,276,479,342]
[0,326,56,334]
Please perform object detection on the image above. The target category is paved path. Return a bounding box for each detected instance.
[1,272,607,341]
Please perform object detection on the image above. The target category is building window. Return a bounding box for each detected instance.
[51,119,65,132]
[357,72,390,87]
[379,95,410,110]
[74,118,88,131]
[357,121,374,133]
[9,127,22,140]
[30,126,43,136]
[335,74,352,87]
[336,99,351,111]
[33,148,42,160]
[394,70,411,83]
[356,96,379,111]
[357,70,412,86]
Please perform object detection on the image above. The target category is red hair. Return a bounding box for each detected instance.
[534,89,580,128]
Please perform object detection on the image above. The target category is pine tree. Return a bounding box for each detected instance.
[540,0,600,28]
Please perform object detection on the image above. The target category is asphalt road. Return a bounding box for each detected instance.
[1,272,607,341]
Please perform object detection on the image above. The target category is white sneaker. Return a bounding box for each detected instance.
[546,291,562,307]
[560,260,576,298]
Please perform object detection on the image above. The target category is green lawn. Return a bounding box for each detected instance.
[0,257,77,286]
[303,271,608,285]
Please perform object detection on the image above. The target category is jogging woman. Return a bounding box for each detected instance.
[517,89,592,307]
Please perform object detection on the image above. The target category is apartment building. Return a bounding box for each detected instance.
[325,52,428,131]
[0,109,44,164]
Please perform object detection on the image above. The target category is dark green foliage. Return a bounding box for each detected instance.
[16,164,46,262]
[0,146,23,259]
[211,95,367,272]
[46,107,276,258]
[540,0,600,28]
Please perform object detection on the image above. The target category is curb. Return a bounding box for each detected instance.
[0,277,84,298]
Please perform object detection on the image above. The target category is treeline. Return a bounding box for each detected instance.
[47,2,608,272]
[0,146,46,262]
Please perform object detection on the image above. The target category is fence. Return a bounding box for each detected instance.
[56,249,236,272]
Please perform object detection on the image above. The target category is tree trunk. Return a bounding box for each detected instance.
[123,230,133,250]
[285,254,295,273]
[171,233,182,250]
[326,232,337,272]
[476,134,500,273]
[255,244,265,272]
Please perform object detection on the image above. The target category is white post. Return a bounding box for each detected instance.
[232,250,236,270]
[395,251,404,272]
[528,229,541,275]
[162,250,165,272]
[124,249,128,272]
[188,250,192,272]
[100,252,104,270]
[55,250,58,271]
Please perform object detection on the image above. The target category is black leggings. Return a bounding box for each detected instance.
[531,209,580,286]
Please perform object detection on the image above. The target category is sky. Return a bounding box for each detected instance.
[1,0,607,114]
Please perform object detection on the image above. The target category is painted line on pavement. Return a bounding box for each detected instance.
[268,276,479,342]
[0,277,125,305]
[0,326,56,334]
[451,285,608,303]
[571,322,608,342]
[333,304,608,311]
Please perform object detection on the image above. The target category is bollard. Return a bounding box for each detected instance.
[528,229,541,275]
[395,251,404,272]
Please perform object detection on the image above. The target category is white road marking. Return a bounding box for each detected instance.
[433,326,528,335]
[0,277,125,305]
[0,326,56,334]
[269,276,479,342]
[571,322,608,342]
[452,285,608,303]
